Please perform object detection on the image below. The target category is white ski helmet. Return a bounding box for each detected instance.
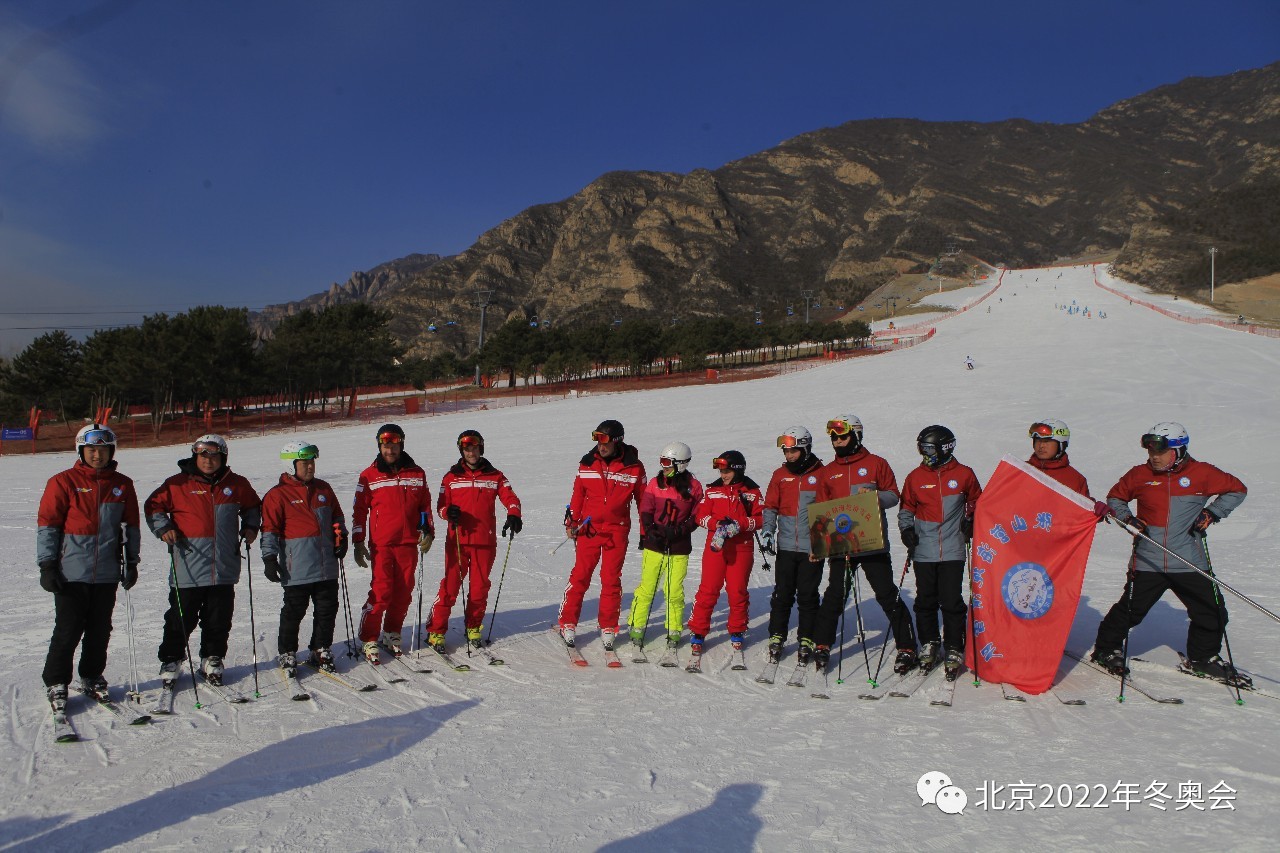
[191,434,229,459]
[826,414,864,451]
[776,426,812,452]
[75,423,116,462]
[1029,418,1070,457]
[659,441,692,475]
[1142,422,1189,461]
[280,440,319,472]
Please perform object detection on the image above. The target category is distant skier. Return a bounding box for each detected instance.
[761,427,825,665]
[898,426,982,680]
[351,424,434,664]
[1089,423,1249,686]
[147,434,261,686]
[260,441,348,676]
[688,451,763,655]
[628,441,703,651]
[38,425,140,711]
[813,415,917,674]
[427,430,522,654]
[964,356,975,371]
[559,420,646,651]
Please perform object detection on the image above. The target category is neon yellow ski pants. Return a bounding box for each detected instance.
[627,548,688,635]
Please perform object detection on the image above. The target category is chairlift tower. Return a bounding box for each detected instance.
[474,290,493,386]
[801,289,814,324]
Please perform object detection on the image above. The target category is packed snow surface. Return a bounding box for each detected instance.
[1,265,1276,851]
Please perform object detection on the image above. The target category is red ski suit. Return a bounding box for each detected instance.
[1026,453,1090,497]
[351,453,434,642]
[429,459,522,634]
[559,443,646,632]
[688,477,764,637]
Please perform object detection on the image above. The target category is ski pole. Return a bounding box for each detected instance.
[119,537,142,703]
[242,540,262,698]
[551,516,591,555]
[753,531,773,571]
[1201,536,1245,705]
[168,550,203,709]
[1114,519,1280,624]
[846,559,873,683]
[967,545,980,687]
[486,533,515,645]
[1118,547,1137,704]
[414,549,425,655]
[869,552,911,684]
[338,557,357,658]
[454,518,471,658]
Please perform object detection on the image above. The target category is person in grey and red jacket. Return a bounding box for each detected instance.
[1090,422,1249,686]
[898,425,982,680]
[146,434,261,687]
[37,424,140,709]
[260,441,348,675]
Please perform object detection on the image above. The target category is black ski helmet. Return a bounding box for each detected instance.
[713,450,746,472]
[593,419,624,440]
[376,423,405,447]
[917,425,956,468]
[457,429,484,455]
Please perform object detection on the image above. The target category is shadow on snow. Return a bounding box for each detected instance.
[596,782,764,853]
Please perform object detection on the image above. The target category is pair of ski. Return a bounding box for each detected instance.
[1063,649,1184,704]
[1134,655,1279,703]
[632,642,680,668]
[53,684,152,742]
[566,643,622,668]
[277,657,381,700]
[858,663,961,705]
[685,645,748,675]
[756,655,827,699]
[151,671,253,716]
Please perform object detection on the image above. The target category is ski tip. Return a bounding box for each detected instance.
[292,694,311,702]
[131,715,153,725]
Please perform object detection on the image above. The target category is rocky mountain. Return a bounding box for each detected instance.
[267,62,1280,356]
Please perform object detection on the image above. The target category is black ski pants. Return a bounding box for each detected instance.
[817,554,916,650]
[277,579,340,654]
[42,582,117,687]
[1093,570,1228,663]
[913,560,966,651]
[158,585,235,664]
[766,551,824,644]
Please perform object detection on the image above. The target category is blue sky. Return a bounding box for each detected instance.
[1,0,1277,354]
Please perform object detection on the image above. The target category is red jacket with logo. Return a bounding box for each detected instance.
[897,458,982,562]
[567,443,646,533]
[352,452,434,547]
[37,460,141,584]
[814,448,901,558]
[1027,453,1090,497]
[696,476,765,551]
[260,474,347,586]
[145,459,262,587]
[436,458,522,548]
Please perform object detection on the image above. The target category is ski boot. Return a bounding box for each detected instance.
[200,656,224,686]
[944,649,965,682]
[813,645,831,672]
[466,626,484,651]
[427,632,448,655]
[1188,655,1253,689]
[689,634,705,655]
[666,633,680,651]
[559,625,577,648]
[894,647,919,675]
[629,628,645,647]
[312,647,338,674]
[1090,647,1129,677]
[47,683,68,714]
[797,639,814,665]
[362,641,382,665]
[279,651,298,677]
[601,629,617,652]
[918,641,940,673]
[159,660,180,686]
[767,635,784,664]
[729,632,745,651]
[378,630,403,658]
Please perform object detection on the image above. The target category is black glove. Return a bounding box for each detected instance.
[900,528,919,549]
[333,523,348,559]
[960,517,974,540]
[1190,508,1219,536]
[263,556,281,584]
[502,514,522,537]
[1124,516,1148,535]
[39,561,65,594]
[121,563,138,590]
[446,505,462,524]
[720,517,735,527]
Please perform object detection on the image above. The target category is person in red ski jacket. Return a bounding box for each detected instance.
[813,415,917,675]
[558,419,646,650]
[687,450,764,654]
[260,440,348,675]
[1090,422,1249,686]
[146,434,261,686]
[37,424,140,706]
[897,425,982,679]
[351,423,434,663]
[427,430,522,654]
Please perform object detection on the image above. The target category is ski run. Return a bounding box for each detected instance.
[5,265,1280,848]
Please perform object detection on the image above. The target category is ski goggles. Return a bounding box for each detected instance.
[80,428,116,446]
[592,430,619,442]
[1029,423,1068,439]
[286,444,320,461]
[776,434,805,449]
[377,431,404,446]
[826,419,858,437]
[1140,433,1187,452]
[192,444,225,458]
[711,457,744,471]
[659,456,688,468]
[457,435,482,449]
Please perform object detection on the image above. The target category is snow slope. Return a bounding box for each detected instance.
[1,265,1277,851]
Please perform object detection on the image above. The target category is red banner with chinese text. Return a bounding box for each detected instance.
[965,458,1098,694]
